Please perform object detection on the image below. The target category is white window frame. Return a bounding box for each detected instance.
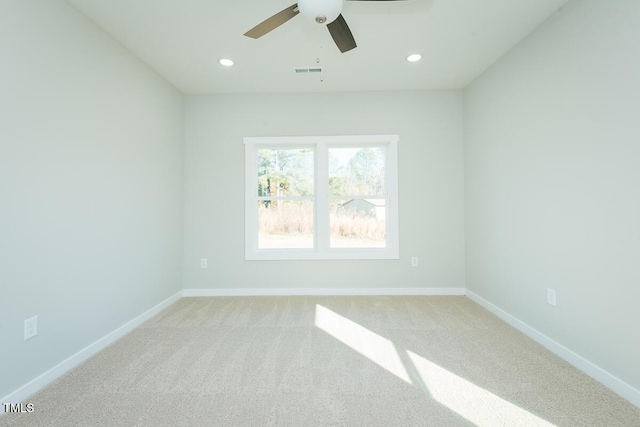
[244,134,399,260]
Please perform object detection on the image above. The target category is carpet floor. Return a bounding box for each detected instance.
[1,296,638,426]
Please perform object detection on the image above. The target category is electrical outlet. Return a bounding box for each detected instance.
[411,256,419,267]
[547,288,557,307]
[24,316,37,341]
[200,258,208,269]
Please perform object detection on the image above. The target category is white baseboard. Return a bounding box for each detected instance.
[466,290,640,409]
[182,287,466,297]
[1,291,182,406]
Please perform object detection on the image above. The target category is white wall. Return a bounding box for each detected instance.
[465,0,640,394]
[184,91,465,291]
[0,0,184,399]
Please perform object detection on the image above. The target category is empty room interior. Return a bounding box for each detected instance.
[1,0,639,425]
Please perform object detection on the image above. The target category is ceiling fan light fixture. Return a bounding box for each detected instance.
[219,58,234,67]
[407,54,422,63]
[298,0,343,25]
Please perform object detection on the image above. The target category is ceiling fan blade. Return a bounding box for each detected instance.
[244,4,300,39]
[327,14,357,53]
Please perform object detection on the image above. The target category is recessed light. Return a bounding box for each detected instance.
[406,54,422,63]
[219,58,234,67]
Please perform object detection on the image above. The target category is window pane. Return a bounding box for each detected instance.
[257,148,314,197]
[330,198,386,248]
[329,147,385,196]
[258,200,314,249]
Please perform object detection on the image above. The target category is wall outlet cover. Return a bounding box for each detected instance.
[24,316,38,340]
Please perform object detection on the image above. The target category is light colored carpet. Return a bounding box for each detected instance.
[1,296,639,426]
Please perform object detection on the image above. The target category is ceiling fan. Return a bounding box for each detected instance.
[244,0,406,53]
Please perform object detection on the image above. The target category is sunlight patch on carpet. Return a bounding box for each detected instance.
[407,350,556,427]
[314,304,412,384]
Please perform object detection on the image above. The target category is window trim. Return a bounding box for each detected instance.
[244,135,399,260]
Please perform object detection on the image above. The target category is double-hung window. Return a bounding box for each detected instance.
[244,135,399,260]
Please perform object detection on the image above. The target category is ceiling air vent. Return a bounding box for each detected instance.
[294,67,323,74]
